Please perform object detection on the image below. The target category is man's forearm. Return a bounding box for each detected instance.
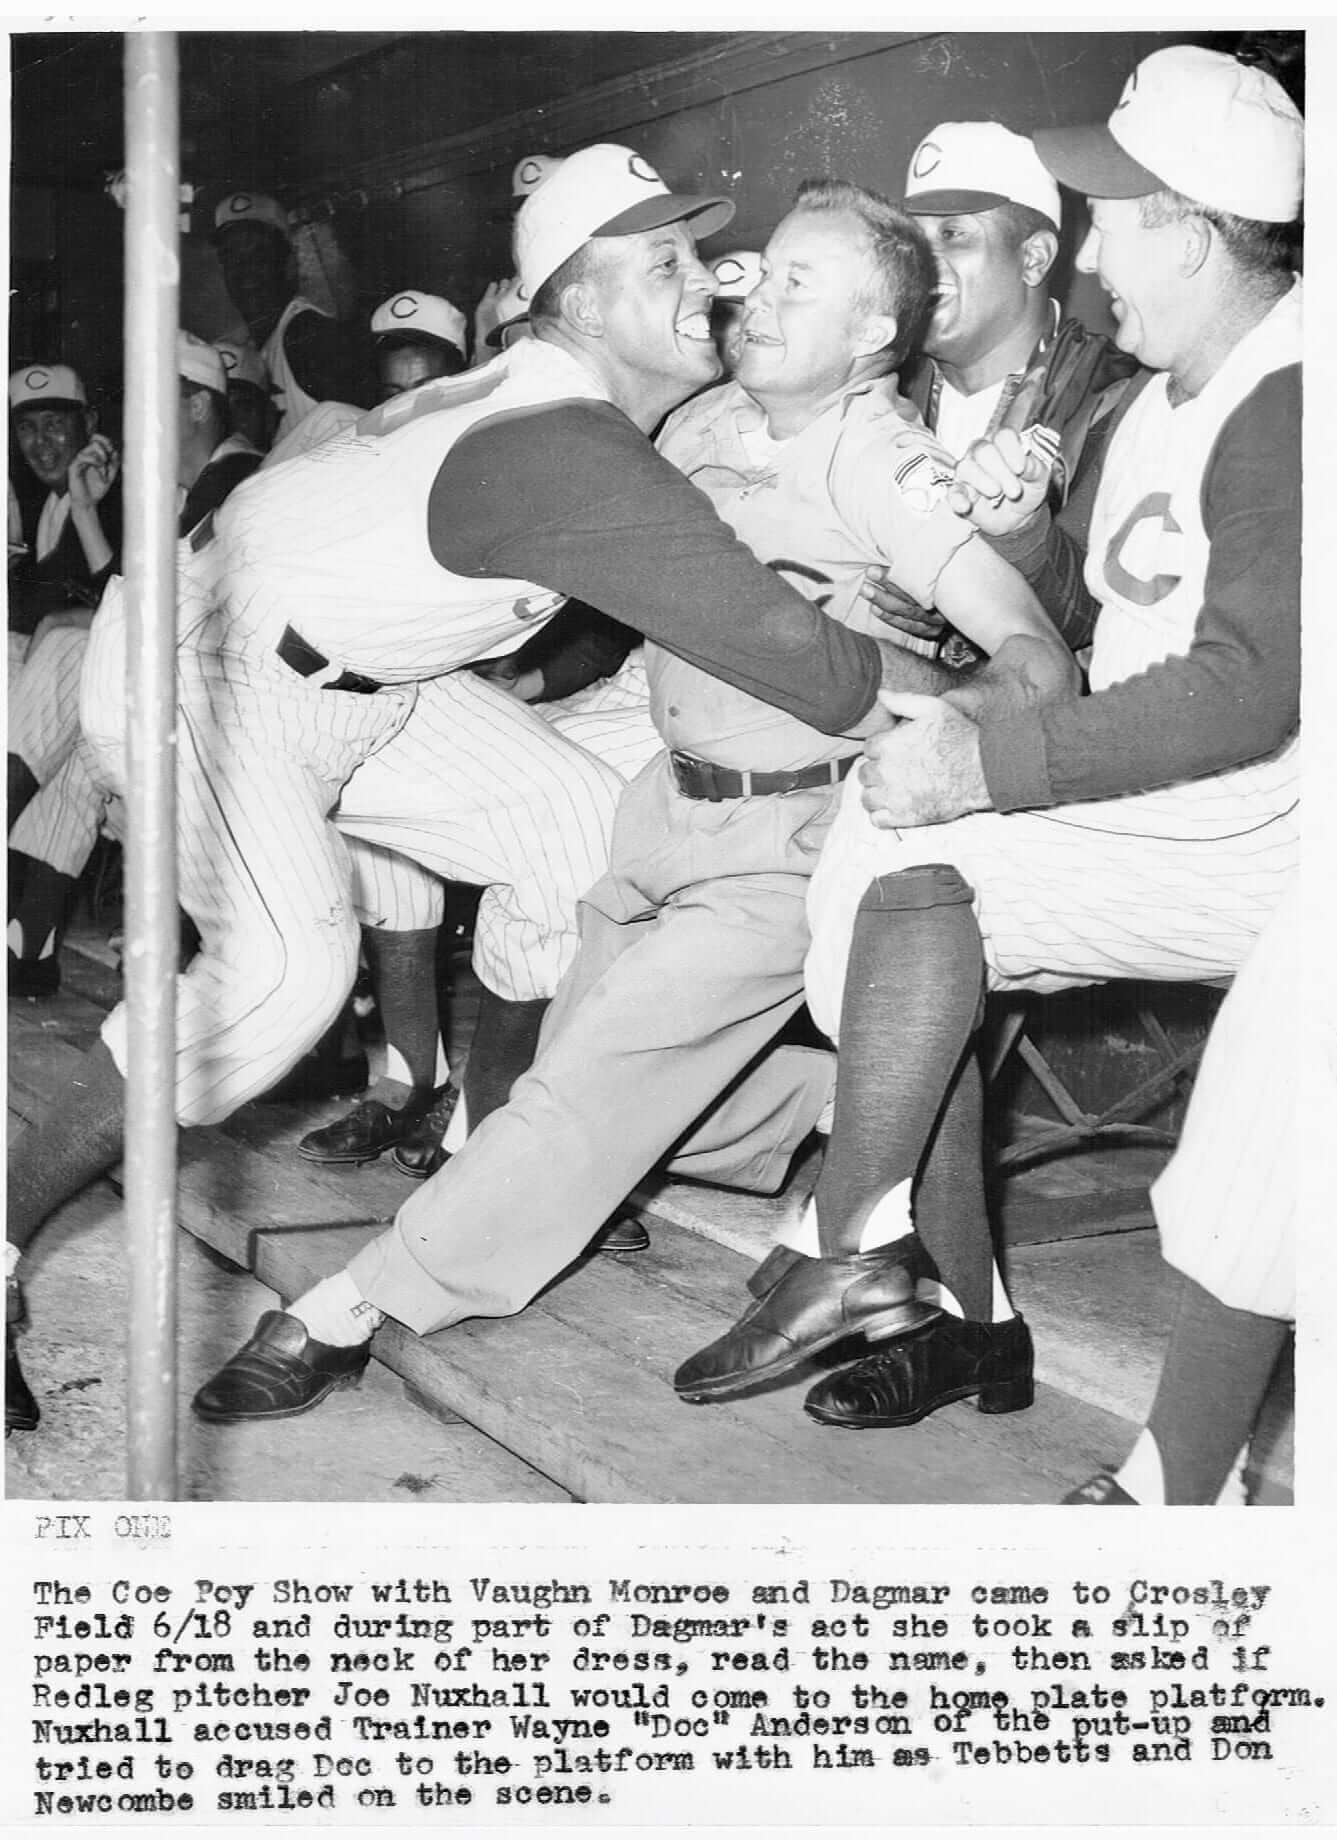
[843,639,958,736]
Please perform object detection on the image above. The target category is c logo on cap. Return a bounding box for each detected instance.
[714,258,745,286]
[518,159,544,187]
[911,141,943,179]
[389,294,419,319]
[228,193,253,215]
[24,368,50,392]
[218,349,238,374]
[627,154,660,185]
[516,283,531,303]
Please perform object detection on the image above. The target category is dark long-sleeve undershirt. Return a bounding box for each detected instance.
[979,365,1300,812]
[429,398,883,736]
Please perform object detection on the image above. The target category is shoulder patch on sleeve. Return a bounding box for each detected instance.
[889,431,957,515]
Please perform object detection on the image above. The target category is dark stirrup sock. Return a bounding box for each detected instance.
[7,1040,128,1251]
[914,1048,995,1321]
[7,754,39,834]
[8,854,77,961]
[363,925,443,1093]
[1148,1273,1290,1505]
[813,865,987,1263]
[462,989,549,1128]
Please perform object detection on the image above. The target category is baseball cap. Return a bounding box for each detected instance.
[370,291,468,361]
[213,192,291,241]
[1033,47,1303,223]
[214,338,272,394]
[485,277,530,349]
[513,143,734,304]
[9,363,87,415]
[512,153,565,199]
[905,122,1061,229]
[177,330,227,395]
[711,250,764,300]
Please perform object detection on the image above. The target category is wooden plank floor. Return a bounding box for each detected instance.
[9,942,1292,1504]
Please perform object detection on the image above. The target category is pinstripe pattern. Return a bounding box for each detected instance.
[336,671,626,1001]
[7,735,113,878]
[805,768,1298,1037]
[1152,880,1298,1318]
[348,841,444,932]
[807,289,1302,1044]
[7,625,88,783]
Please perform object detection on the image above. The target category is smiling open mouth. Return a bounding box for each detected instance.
[675,311,713,342]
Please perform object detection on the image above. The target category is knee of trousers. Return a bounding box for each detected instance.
[855,862,976,916]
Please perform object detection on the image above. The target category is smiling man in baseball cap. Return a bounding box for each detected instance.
[167,141,997,1431]
[780,46,1302,1457]
[370,290,469,397]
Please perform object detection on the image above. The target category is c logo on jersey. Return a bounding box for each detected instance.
[766,557,833,613]
[511,588,565,623]
[1103,491,1183,606]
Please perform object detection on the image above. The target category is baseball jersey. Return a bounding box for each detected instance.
[262,295,336,440]
[980,279,1301,814]
[652,375,972,771]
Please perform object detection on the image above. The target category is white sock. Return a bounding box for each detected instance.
[855,1179,913,1252]
[1114,1428,1165,1506]
[1215,1444,1250,1507]
[917,1258,1013,1324]
[6,1243,20,1280]
[443,1088,469,1154]
[289,1271,383,1347]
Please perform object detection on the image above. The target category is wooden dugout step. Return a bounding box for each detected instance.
[10,956,1291,1503]
[10,976,1140,1505]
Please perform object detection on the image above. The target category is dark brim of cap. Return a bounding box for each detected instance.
[485,317,529,350]
[374,329,465,355]
[592,192,736,246]
[905,187,1016,216]
[10,396,85,415]
[1032,123,1163,199]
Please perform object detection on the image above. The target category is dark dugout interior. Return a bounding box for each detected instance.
[10,28,1303,425]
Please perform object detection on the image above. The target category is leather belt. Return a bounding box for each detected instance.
[669,749,856,802]
[276,624,386,695]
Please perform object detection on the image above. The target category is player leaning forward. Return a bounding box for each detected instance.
[675,46,1303,1426]
[182,169,1076,1421]
[3,145,1007,1428]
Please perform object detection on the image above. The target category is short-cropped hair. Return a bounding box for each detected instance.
[1137,187,1298,280]
[790,178,937,366]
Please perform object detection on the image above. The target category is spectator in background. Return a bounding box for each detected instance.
[8,363,121,832]
[7,335,264,1000]
[212,190,371,440]
[708,249,763,373]
[215,338,278,455]
[370,291,469,399]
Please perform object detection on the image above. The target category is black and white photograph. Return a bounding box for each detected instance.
[3,20,1331,1831]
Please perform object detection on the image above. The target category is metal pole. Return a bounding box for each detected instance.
[122,31,180,1500]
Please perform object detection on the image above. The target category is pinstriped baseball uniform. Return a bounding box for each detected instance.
[806,284,1301,1037]
[79,338,885,1126]
[1152,877,1299,1319]
[7,624,88,784]
[344,650,660,964]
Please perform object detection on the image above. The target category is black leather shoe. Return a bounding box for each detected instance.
[1063,1471,1137,1505]
[6,1279,38,1434]
[298,1087,436,1166]
[804,1314,1034,1428]
[674,1241,937,1401]
[591,1211,651,1255]
[192,1311,371,1422]
[8,952,60,999]
[390,1082,460,1179]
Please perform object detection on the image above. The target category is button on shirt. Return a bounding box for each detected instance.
[652,376,973,772]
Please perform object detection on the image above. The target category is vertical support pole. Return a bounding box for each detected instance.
[122,30,180,1501]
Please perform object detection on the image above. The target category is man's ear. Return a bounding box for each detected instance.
[854,311,898,359]
[1180,213,1213,280]
[83,408,99,439]
[561,279,605,339]
[1021,227,1059,290]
